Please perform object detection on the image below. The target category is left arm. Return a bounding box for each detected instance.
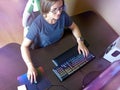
[69,22,89,57]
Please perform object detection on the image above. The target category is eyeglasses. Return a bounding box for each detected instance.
[50,6,64,14]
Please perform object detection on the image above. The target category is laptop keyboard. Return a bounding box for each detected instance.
[52,53,95,81]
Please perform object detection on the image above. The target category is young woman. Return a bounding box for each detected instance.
[21,0,89,83]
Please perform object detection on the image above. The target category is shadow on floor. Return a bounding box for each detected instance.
[0,43,26,90]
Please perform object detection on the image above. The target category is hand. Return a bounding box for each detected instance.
[27,65,38,84]
[77,41,89,57]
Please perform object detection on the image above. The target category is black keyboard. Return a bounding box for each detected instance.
[52,44,89,67]
[52,53,95,81]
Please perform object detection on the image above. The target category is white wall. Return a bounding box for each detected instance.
[65,0,120,35]
[65,0,92,16]
[86,0,120,35]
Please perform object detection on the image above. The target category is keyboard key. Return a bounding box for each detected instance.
[52,53,95,81]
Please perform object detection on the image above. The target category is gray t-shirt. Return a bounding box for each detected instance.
[26,11,73,48]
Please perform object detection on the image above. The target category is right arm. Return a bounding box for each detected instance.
[20,37,37,83]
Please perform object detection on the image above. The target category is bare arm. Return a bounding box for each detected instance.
[69,22,89,57]
[20,38,37,83]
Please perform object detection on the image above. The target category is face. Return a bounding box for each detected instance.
[46,0,64,20]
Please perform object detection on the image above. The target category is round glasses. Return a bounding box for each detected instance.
[50,6,64,14]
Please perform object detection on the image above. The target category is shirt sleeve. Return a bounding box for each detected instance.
[63,11,73,27]
[26,22,38,40]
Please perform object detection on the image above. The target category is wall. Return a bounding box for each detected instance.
[65,0,92,16]
[86,0,120,35]
[65,0,120,35]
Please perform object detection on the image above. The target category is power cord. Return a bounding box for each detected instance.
[46,84,69,90]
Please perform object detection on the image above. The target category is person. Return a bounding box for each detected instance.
[22,0,41,37]
[21,0,89,84]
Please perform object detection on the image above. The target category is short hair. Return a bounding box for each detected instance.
[40,0,64,14]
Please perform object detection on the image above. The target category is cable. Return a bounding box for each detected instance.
[46,84,69,90]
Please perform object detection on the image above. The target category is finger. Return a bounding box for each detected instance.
[30,74,33,83]
[78,47,81,54]
[33,72,37,84]
[85,48,89,57]
[83,50,88,58]
[82,50,86,57]
[78,50,82,54]
[83,49,88,58]
[27,73,30,81]
[87,50,89,57]
[27,73,33,83]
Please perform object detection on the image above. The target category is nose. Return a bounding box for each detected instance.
[56,10,62,15]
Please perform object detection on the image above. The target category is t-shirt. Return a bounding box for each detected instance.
[26,11,73,48]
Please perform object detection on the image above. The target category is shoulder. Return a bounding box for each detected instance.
[60,11,70,19]
[61,11,69,16]
[60,11,71,20]
[33,14,42,23]
[59,11,73,27]
[31,14,45,29]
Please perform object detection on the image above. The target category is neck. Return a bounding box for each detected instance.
[43,15,57,24]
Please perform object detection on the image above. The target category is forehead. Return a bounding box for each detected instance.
[50,0,63,9]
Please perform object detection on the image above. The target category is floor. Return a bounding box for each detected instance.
[0,0,27,48]
[0,1,119,90]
